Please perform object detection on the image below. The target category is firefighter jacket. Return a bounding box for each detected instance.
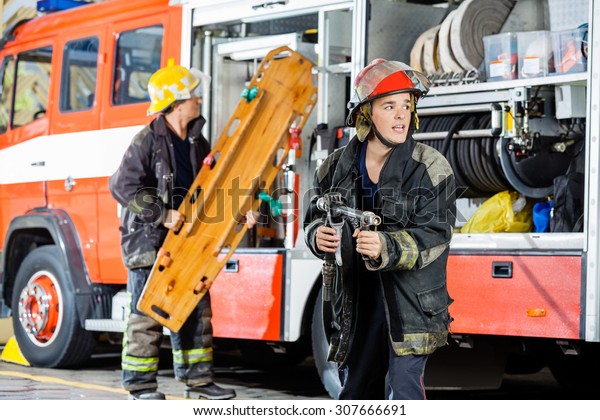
[109,114,210,269]
[304,135,456,365]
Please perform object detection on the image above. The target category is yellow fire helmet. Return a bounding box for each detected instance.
[147,58,209,115]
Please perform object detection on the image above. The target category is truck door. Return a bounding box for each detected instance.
[0,44,53,246]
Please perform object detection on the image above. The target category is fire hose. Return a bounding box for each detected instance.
[316,192,381,301]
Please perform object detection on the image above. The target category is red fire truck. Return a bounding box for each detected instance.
[1,0,598,396]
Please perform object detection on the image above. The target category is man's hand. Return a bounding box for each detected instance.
[315,225,340,253]
[163,209,184,231]
[165,209,258,231]
[353,229,382,260]
[244,210,259,229]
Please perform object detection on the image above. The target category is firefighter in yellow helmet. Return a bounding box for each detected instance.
[304,59,456,399]
[110,60,252,400]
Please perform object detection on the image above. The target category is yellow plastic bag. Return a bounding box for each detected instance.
[460,191,532,233]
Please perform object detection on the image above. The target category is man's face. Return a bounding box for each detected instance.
[371,92,412,145]
[178,95,202,122]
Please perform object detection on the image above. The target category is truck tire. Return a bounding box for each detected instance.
[11,245,96,368]
[311,288,341,398]
[549,343,600,391]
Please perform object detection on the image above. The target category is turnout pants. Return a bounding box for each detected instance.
[338,276,428,400]
[121,267,214,392]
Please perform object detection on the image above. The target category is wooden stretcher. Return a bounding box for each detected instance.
[137,46,317,332]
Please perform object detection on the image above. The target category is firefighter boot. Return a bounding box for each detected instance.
[184,383,236,400]
[128,389,166,400]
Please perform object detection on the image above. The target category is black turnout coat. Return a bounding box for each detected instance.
[109,114,210,269]
[304,135,456,365]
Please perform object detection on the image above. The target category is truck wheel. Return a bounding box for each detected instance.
[549,343,600,391]
[311,289,341,398]
[505,353,546,375]
[11,245,96,368]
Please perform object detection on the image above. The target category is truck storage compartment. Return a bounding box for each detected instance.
[211,250,284,341]
[448,253,582,339]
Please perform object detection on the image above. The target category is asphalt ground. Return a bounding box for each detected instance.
[1,343,599,401]
[0,345,329,400]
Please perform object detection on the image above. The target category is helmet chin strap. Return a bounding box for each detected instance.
[369,94,418,148]
[371,119,416,149]
[372,124,398,148]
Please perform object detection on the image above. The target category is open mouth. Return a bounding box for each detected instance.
[392,124,406,133]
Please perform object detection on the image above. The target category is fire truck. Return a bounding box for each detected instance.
[0,0,598,396]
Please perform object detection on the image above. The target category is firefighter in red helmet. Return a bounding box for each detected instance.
[304,59,456,399]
